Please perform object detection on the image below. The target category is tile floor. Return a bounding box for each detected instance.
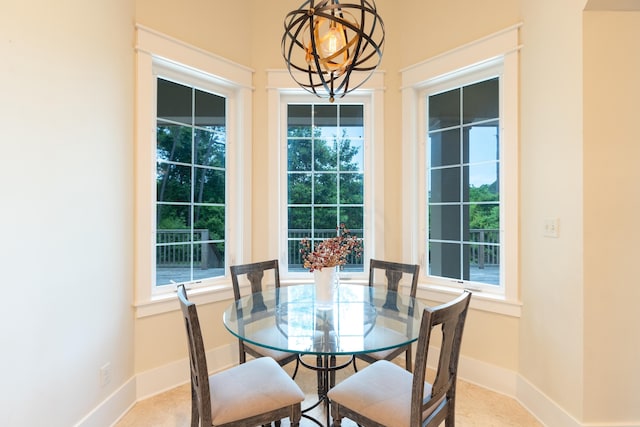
[115,357,542,426]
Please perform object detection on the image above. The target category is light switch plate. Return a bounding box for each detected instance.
[543,218,559,238]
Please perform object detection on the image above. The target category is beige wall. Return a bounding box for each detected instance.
[135,0,253,65]
[135,300,234,373]
[519,0,587,420]
[583,10,640,423]
[2,0,135,425]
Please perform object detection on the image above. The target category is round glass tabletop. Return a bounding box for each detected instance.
[223,283,424,356]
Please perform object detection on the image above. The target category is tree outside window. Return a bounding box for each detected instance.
[287,104,365,272]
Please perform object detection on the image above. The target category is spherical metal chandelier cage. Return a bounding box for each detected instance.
[282,0,385,102]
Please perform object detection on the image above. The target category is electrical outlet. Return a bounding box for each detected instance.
[100,363,111,387]
[543,218,559,238]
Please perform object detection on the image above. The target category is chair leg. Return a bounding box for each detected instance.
[290,403,301,427]
[190,383,199,427]
[331,402,343,427]
[352,356,359,372]
[405,347,412,372]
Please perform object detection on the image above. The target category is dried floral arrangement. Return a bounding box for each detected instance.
[299,224,363,272]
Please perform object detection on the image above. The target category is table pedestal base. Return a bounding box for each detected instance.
[297,354,353,427]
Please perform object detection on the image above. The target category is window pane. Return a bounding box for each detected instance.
[314,174,338,204]
[288,139,312,171]
[156,243,193,286]
[464,122,499,164]
[468,203,499,238]
[466,243,500,285]
[463,78,498,124]
[429,205,461,241]
[340,105,364,138]
[195,89,225,128]
[194,206,225,239]
[429,167,460,203]
[157,163,191,203]
[288,207,312,231]
[467,163,499,194]
[315,138,337,171]
[315,104,338,137]
[340,138,363,172]
[429,242,461,279]
[194,167,224,204]
[157,79,192,124]
[157,125,192,164]
[288,105,312,136]
[429,129,460,167]
[288,173,312,204]
[429,88,460,130]
[340,173,363,204]
[193,242,225,277]
[314,208,337,232]
[195,130,225,168]
[339,207,363,232]
[157,206,192,233]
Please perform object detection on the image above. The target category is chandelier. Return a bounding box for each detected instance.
[282,0,385,102]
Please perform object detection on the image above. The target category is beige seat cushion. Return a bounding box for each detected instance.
[210,357,305,425]
[327,360,433,427]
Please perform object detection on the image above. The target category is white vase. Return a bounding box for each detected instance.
[314,267,337,307]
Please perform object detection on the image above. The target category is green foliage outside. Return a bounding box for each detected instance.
[287,121,364,235]
[469,182,499,230]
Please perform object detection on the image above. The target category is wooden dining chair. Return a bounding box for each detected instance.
[353,259,420,372]
[328,291,472,427]
[177,284,305,427]
[230,260,300,378]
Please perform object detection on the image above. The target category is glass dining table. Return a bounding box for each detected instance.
[223,283,425,426]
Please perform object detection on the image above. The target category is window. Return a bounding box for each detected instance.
[427,77,500,286]
[285,103,365,273]
[401,25,520,311]
[155,78,226,286]
[135,26,252,313]
[267,70,384,280]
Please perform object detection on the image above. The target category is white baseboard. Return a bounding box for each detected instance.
[78,343,640,427]
[456,354,518,397]
[73,377,136,427]
[136,344,237,401]
[516,374,580,427]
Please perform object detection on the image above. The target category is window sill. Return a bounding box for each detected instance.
[134,283,235,318]
[417,283,522,317]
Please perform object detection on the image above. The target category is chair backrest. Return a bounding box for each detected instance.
[230,260,281,301]
[411,291,471,425]
[368,259,420,297]
[177,284,212,426]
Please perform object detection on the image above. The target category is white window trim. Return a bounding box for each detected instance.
[266,70,385,282]
[134,25,253,317]
[401,24,522,317]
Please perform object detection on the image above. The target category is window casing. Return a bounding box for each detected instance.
[135,26,252,314]
[401,24,520,312]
